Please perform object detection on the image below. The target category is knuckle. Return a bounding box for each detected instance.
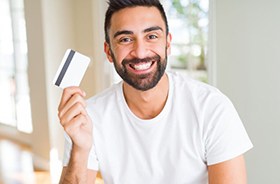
[74,114,82,121]
[57,111,62,119]
[63,87,76,98]
[59,117,66,126]
[58,110,67,121]
[63,119,75,132]
[74,102,85,110]
[64,86,72,93]
[73,93,81,99]
[59,114,70,126]
[78,114,87,121]
[73,94,85,104]
[64,124,72,133]
[62,88,70,97]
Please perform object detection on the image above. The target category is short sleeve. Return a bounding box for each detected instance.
[202,93,253,165]
[62,132,99,171]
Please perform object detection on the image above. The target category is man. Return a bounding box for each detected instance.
[58,0,253,183]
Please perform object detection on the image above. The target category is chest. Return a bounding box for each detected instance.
[94,109,207,184]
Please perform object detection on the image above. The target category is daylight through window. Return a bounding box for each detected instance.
[0,0,32,133]
[162,0,209,82]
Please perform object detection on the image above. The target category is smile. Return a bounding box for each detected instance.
[129,61,154,71]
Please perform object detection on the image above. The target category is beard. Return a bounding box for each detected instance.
[111,50,167,91]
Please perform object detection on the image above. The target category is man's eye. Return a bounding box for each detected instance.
[120,37,132,43]
[148,34,158,40]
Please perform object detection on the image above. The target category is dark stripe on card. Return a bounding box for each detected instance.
[55,50,75,86]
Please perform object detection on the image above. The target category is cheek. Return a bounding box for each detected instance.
[152,45,167,57]
[114,45,133,61]
[148,40,168,55]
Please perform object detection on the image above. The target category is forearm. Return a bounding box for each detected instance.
[60,147,90,184]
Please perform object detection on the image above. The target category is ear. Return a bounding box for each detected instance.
[166,33,172,56]
[104,41,113,63]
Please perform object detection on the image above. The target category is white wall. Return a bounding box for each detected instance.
[211,0,280,183]
[23,0,108,171]
[24,0,51,170]
[41,0,108,162]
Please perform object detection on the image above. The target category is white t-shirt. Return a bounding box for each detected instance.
[63,72,253,184]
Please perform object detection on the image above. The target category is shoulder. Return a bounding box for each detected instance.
[87,82,121,105]
[168,71,227,102]
[85,82,122,118]
[168,71,217,91]
[168,71,237,119]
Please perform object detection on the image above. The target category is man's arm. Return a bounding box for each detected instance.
[59,145,97,184]
[208,155,247,184]
[58,87,96,183]
[60,166,97,184]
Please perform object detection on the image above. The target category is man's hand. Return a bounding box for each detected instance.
[58,87,95,183]
[58,86,93,152]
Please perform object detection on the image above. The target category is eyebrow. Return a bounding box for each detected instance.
[113,30,133,39]
[113,26,163,39]
[143,26,163,33]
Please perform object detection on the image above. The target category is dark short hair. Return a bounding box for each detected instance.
[104,0,169,44]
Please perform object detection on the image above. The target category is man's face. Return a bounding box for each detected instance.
[105,6,171,91]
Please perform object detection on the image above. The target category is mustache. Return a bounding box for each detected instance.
[122,55,161,65]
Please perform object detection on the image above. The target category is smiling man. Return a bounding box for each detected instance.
[106,6,170,92]
[58,0,253,184]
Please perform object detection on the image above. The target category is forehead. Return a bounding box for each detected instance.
[110,6,166,35]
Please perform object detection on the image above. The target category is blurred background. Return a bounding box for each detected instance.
[0,0,279,183]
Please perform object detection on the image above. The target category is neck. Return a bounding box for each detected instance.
[123,73,169,119]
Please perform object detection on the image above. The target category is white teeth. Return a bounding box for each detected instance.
[132,62,152,71]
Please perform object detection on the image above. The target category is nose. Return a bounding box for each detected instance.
[130,39,149,59]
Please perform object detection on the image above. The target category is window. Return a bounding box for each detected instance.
[162,0,209,82]
[0,0,32,133]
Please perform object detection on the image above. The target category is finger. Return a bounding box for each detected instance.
[59,102,88,127]
[58,93,87,119]
[58,86,86,110]
[58,86,86,111]
[63,114,87,135]
[59,102,88,126]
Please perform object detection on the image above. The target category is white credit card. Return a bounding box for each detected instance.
[53,49,90,88]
